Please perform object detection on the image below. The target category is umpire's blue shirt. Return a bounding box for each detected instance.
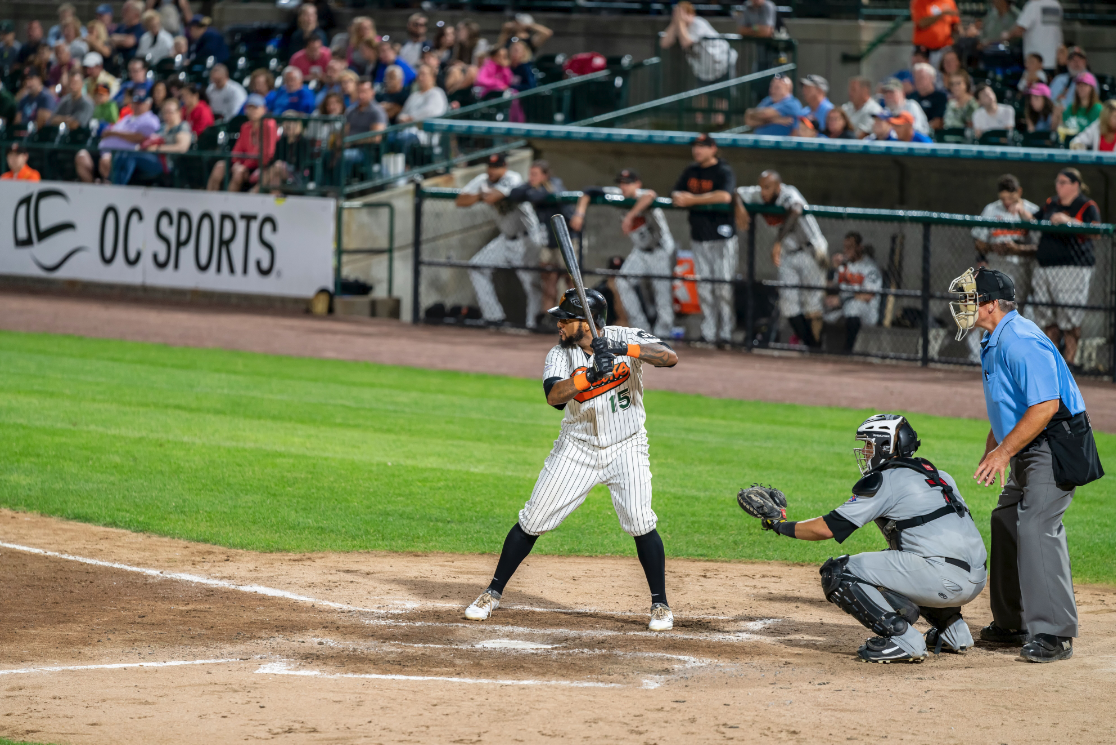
[980,310,1086,443]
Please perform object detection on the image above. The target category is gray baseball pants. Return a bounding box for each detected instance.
[692,236,738,343]
[845,551,987,656]
[617,245,674,338]
[990,439,1079,638]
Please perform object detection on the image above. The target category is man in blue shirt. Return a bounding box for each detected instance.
[265,66,317,115]
[743,73,803,136]
[187,16,229,66]
[950,266,1089,663]
[800,74,833,131]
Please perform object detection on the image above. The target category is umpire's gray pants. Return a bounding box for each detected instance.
[692,237,737,343]
[846,551,987,656]
[990,439,1078,638]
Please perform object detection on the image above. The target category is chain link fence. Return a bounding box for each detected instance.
[414,187,1115,378]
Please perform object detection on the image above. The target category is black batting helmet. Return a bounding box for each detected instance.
[548,288,607,331]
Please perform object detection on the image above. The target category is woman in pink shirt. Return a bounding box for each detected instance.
[475,47,513,98]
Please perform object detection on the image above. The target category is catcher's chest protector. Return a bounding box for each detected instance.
[870,458,971,552]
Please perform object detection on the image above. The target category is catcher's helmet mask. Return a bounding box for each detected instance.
[854,414,921,475]
[548,287,608,332]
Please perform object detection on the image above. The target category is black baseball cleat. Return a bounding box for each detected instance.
[979,624,1028,645]
[925,627,967,654]
[857,637,926,664]
[1021,634,1074,663]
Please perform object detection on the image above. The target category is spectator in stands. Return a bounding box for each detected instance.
[882,78,930,135]
[1069,99,1116,151]
[911,62,947,130]
[179,83,212,135]
[1059,73,1101,136]
[475,46,512,98]
[342,78,387,172]
[734,0,777,71]
[937,47,962,80]
[3,143,40,180]
[444,61,476,109]
[339,69,358,107]
[394,63,448,154]
[431,22,455,68]
[971,84,1015,137]
[799,75,832,131]
[0,20,21,70]
[15,68,56,128]
[374,41,415,88]
[171,33,187,58]
[744,73,803,136]
[186,16,228,66]
[824,232,881,353]
[47,4,81,48]
[313,59,345,108]
[266,66,315,115]
[111,97,193,184]
[979,0,1018,51]
[17,21,45,66]
[60,19,89,62]
[1017,168,1100,365]
[82,51,119,99]
[290,34,331,82]
[348,37,378,78]
[967,172,1039,360]
[399,13,428,70]
[259,111,311,193]
[25,44,52,84]
[662,2,737,82]
[50,71,93,128]
[91,82,118,130]
[48,43,76,89]
[77,89,159,182]
[911,0,959,68]
[866,111,894,141]
[821,107,856,139]
[85,19,112,60]
[508,38,537,91]
[116,59,152,104]
[334,15,376,66]
[790,116,817,138]
[453,19,488,67]
[94,4,116,35]
[498,13,552,54]
[149,79,167,111]
[1049,46,1087,111]
[0,80,16,125]
[246,69,274,100]
[311,92,345,150]
[376,65,409,123]
[843,75,883,138]
[289,4,327,56]
[136,10,174,65]
[1007,0,1062,71]
[671,133,737,346]
[1025,83,1056,132]
[889,110,933,143]
[1018,52,1048,93]
[111,1,146,63]
[944,70,978,129]
[207,94,276,192]
[206,64,245,121]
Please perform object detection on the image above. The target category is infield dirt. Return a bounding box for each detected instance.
[2,509,1115,745]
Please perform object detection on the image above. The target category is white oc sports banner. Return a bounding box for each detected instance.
[0,181,335,298]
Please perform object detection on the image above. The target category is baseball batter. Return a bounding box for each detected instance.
[738,415,988,662]
[571,168,677,338]
[737,170,828,349]
[456,153,546,329]
[465,288,680,630]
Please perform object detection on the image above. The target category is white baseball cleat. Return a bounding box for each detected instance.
[465,589,501,620]
[648,603,673,631]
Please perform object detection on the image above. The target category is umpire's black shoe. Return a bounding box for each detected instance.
[979,624,1028,645]
[1021,634,1074,663]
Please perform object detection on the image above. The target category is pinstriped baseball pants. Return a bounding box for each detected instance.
[518,435,657,537]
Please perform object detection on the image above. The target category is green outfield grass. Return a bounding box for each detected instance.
[1,331,1113,583]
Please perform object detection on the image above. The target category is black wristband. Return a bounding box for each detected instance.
[775,520,798,538]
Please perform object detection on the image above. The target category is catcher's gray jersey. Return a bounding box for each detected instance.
[461,171,542,240]
[737,183,827,259]
[835,467,987,569]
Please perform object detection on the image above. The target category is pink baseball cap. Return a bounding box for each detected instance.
[1075,72,1098,89]
[1028,82,1052,98]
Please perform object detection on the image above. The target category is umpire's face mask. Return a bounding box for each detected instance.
[948,268,980,341]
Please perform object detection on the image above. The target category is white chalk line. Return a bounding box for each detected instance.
[362,617,782,644]
[255,660,622,688]
[0,658,244,676]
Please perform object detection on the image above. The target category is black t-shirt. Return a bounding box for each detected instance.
[118,23,144,62]
[912,90,948,122]
[1035,194,1100,267]
[672,158,736,241]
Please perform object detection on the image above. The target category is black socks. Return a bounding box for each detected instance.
[634,529,668,607]
[487,523,538,595]
[788,314,819,348]
[844,317,862,353]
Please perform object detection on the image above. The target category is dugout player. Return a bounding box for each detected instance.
[951,266,1102,663]
[456,153,546,329]
[671,134,737,346]
[740,415,988,663]
[736,170,828,349]
[571,169,677,338]
[465,288,681,630]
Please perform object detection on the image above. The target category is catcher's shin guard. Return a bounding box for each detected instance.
[820,556,920,637]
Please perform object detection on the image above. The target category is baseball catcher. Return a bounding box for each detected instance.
[738,414,988,663]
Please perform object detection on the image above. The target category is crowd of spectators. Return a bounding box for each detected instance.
[0,4,555,188]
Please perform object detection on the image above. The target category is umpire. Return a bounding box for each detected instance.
[949,266,1104,663]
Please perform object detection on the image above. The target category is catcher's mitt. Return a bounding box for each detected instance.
[737,484,788,522]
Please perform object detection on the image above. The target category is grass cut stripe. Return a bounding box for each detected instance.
[0,330,1113,583]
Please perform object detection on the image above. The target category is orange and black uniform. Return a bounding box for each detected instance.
[672,159,736,242]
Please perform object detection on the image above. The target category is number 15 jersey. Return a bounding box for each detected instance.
[543,325,661,450]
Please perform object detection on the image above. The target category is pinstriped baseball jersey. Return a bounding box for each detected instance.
[737,183,828,258]
[462,171,542,240]
[543,325,661,450]
[604,187,676,253]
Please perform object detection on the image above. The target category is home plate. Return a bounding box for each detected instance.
[475,639,559,650]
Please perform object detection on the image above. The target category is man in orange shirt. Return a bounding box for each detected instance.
[2,144,42,181]
[911,0,960,66]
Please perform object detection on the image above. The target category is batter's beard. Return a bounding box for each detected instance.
[559,324,586,348]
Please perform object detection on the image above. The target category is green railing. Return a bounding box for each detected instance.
[841,12,910,63]
[656,33,797,96]
[335,200,394,298]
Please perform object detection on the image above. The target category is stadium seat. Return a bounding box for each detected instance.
[978,129,1015,146]
[1021,130,1060,148]
[934,128,967,144]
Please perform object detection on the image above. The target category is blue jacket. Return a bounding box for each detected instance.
[189,29,229,66]
[265,86,317,115]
